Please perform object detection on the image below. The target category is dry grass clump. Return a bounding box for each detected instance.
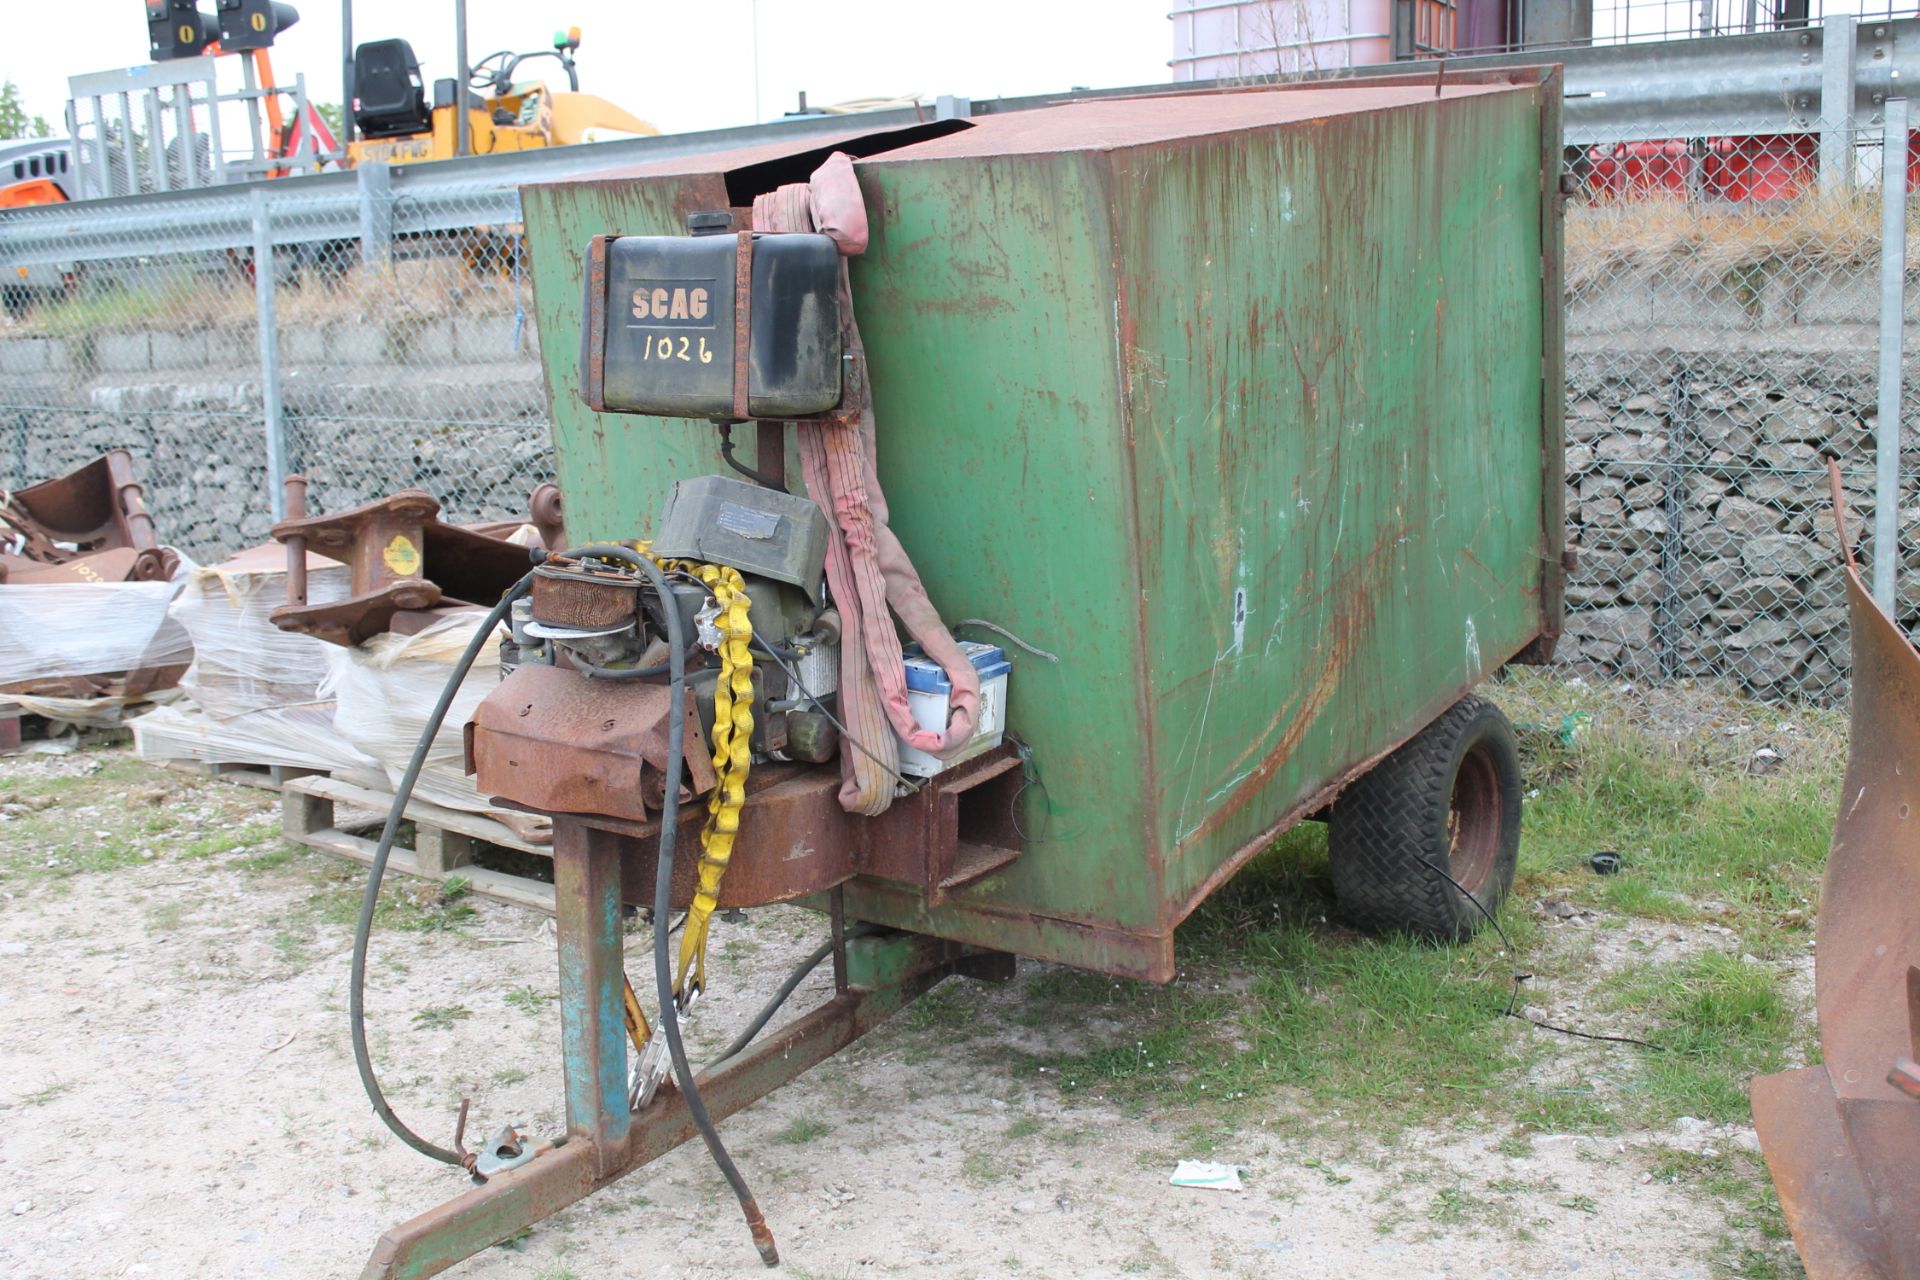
[1565,191,1903,288]
[274,252,525,326]
[1496,665,1848,772]
[20,243,524,337]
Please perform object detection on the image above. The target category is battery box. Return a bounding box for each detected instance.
[896,641,1012,778]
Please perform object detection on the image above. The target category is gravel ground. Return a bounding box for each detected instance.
[0,745,1789,1280]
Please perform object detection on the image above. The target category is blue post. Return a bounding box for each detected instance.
[552,823,630,1168]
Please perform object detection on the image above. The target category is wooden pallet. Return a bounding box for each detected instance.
[162,760,319,792]
[280,773,556,914]
[0,713,127,755]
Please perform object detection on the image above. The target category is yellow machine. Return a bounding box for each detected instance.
[345,27,657,166]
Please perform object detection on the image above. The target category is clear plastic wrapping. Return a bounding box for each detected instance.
[131,702,385,781]
[322,610,504,814]
[170,545,352,719]
[129,545,381,777]
[2,688,181,729]
[0,563,196,686]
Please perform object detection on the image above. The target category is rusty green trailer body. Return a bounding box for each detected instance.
[519,71,1565,983]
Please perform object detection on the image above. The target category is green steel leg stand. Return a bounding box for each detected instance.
[360,821,1013,1279]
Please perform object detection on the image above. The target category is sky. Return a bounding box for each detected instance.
[3,1,1174,138]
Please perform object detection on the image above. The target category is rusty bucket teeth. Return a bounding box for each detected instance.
[1753,460,1920,1280]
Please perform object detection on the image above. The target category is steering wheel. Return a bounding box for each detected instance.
[467,51,514,94]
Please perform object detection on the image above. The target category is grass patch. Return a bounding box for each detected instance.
[411,1004,472,1031]
[15,1080,71,1107]
[902,985,981,1033]
[1428,1183,1489,1226]
[181,820,281,860]
[1014,672,1824,1267]
[961,1150,1004,1185]
[504,985,553,1015]
[260,855,480,948]
[1522,731,1833,924]
[1503,669,1839,936]
[0,755,284,888]
[241,844,299,873]
[1023,824,1535,1123]
[1645,1145,1798,1276]
[776,1116,830,1144]
[1604,952,1796,1125]
[144,901,187,932]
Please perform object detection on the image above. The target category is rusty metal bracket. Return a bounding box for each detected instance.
[731,230,753,420]
[583,235,611,413]
[269,481,536,646]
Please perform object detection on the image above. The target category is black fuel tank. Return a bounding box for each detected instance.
[584,225,843,421]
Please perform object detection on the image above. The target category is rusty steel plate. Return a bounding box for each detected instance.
[1753,463,1920,1279]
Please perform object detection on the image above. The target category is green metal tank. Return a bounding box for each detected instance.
[519,69,1565,982]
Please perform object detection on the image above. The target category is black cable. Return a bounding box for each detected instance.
[570,655,670,681]
[1418,854,1663,1052]
[748,634,802,661]
[952,618,1060,664]
[565,543,649,569]
[753,633,921,794]
[582,662,669,681]
[350,571,534,1167]
[641,910,687,937]
[629,553,780,1266]
[718,422,788,493]
[706,924,878,1068]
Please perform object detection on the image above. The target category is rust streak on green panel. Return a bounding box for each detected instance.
[1110,88,1550,919]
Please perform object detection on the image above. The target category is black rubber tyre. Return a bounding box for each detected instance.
[1328,694,1522,941]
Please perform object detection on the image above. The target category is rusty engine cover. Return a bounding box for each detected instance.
[530,558,643,630]
[466,662,717,823]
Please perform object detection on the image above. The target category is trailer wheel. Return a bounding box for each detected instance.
[1328,694,1521,941]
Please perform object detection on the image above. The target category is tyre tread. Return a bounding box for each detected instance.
[1328,694,1519,940]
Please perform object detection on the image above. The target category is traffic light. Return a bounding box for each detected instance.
[146,0,219,61]
[217,0,299,51]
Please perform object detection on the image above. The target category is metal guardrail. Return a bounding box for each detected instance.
[0,107,933,267]
[0,16,1912,268]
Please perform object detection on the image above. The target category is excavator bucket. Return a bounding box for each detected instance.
[1751,460,1920,1279]
[0,449,178,582]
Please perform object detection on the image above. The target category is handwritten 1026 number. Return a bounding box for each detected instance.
[640,334,713,363]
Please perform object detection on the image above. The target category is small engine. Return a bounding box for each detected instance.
[497,473,842,767]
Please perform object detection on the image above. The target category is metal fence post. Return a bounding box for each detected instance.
[357,160,392,265]
[1876,98,1909,611]
[251,188,288,523]
[1822,12,1858,193]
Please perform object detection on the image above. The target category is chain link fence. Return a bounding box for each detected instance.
[1561,111,1912,706]
[0,110,1914,708]
[0,186,552,559]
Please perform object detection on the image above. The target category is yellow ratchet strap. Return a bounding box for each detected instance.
[668,560,754,1003]
[621,974,651,1054]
